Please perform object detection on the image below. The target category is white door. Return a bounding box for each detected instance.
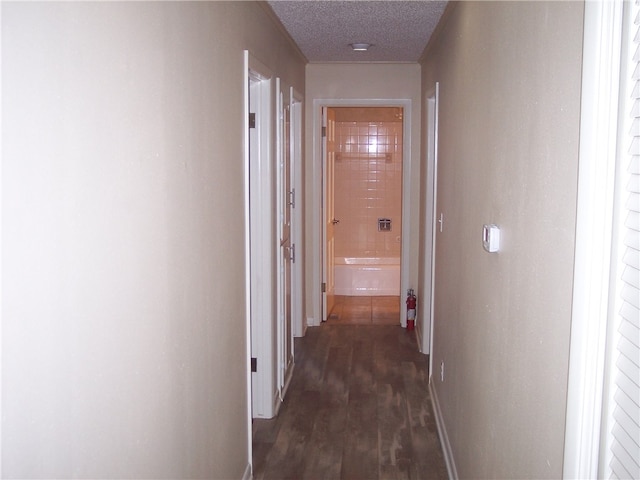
[277,84,294,396]
[322,107,337,321]
[290,89,304,338]
[246,53,277,419]
[248,75,262,414]
[420,83,439,358]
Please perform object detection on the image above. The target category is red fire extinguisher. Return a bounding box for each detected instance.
[406,289,416,330]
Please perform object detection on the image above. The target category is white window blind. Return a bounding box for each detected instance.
[604,1,640,478]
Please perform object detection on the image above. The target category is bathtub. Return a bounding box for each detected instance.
[334,257,400,296]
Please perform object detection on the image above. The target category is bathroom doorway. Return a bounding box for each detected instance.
[323,107,404,324]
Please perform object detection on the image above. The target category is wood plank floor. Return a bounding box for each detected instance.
[252,297,448,480]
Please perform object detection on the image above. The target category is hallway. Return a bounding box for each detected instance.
[252,300,448,479]
[4,2,628,478]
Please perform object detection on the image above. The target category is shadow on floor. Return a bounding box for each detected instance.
[252,319,448,480]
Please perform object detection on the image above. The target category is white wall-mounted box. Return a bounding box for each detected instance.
[483,224,500,253]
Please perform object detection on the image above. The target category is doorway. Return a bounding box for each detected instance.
[326,107,404,322]
[319,103,410,326]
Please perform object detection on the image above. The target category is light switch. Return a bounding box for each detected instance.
[483,224,500,253]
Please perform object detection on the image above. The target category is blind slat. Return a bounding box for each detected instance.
[615,344,640,388]
[610,437,639,480]
[626,191,640,212]
[619,301,639,328]
[610,454,634,480]
[611,421,640,475]
[631,117,640,140]
[624,211,639,233]
[627,175,639,196]
[613,407,639,446]
[618,321,640,348]
[614,387,640,424]
[621,264,640,289]
[624,228,639,251]
[604,3,640,480]
[621,279,640,309]
[622,246,639,271]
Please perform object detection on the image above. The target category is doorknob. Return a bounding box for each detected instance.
[331,219,340,225]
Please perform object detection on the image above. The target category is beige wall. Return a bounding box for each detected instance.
[305,63,421,323]
[1,2,304,478]
[420,2,583,478]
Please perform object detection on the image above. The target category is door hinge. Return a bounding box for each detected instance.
[288,189,295,208]
[322,282,326,293]
[290,244,296,263]
[249,113,256,129]
[251,357,257,372]
[322,126,326,137]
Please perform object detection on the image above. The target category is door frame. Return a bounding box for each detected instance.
[290,88,304,338]
[310,98,413,326]
[275,77,295,400]
[244,51,281,421]
[562,1,628,477]
[321,107,337,321]
[420,82,439,360]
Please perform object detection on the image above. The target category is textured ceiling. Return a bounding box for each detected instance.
[266,0,448,63]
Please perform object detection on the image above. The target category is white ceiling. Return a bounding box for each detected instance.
[266,0,448,63]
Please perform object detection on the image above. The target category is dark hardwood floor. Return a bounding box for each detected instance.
[252,296,448,480]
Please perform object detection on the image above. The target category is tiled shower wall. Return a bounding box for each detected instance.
[334,120,403,259]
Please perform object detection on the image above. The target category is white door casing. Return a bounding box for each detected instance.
[290,88,304,338]
[311,99,413,327]
[420,82,439,359]
[276,78,294,400]
[242,48,253,476]
[564,1,640,477]
[322,107,336,321]
[245,57,302,427]
[246,52,280,420]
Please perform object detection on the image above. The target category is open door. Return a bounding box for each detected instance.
[322,107,337,321]
[419,82,439,360]
[290,88,304,338]
[246,53,279,419]
[277,81,294,397]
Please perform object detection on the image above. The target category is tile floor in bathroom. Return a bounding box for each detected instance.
[327,295,400,325]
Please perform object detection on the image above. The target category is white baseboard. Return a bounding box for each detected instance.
[430,380,458,479]
[272,388,283,417]
[241,462,252,480]
[282,361,295,398]
[415,325,424,353]
[271,362,296,418]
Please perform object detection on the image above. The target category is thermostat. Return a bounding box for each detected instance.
[483,224,500,253]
